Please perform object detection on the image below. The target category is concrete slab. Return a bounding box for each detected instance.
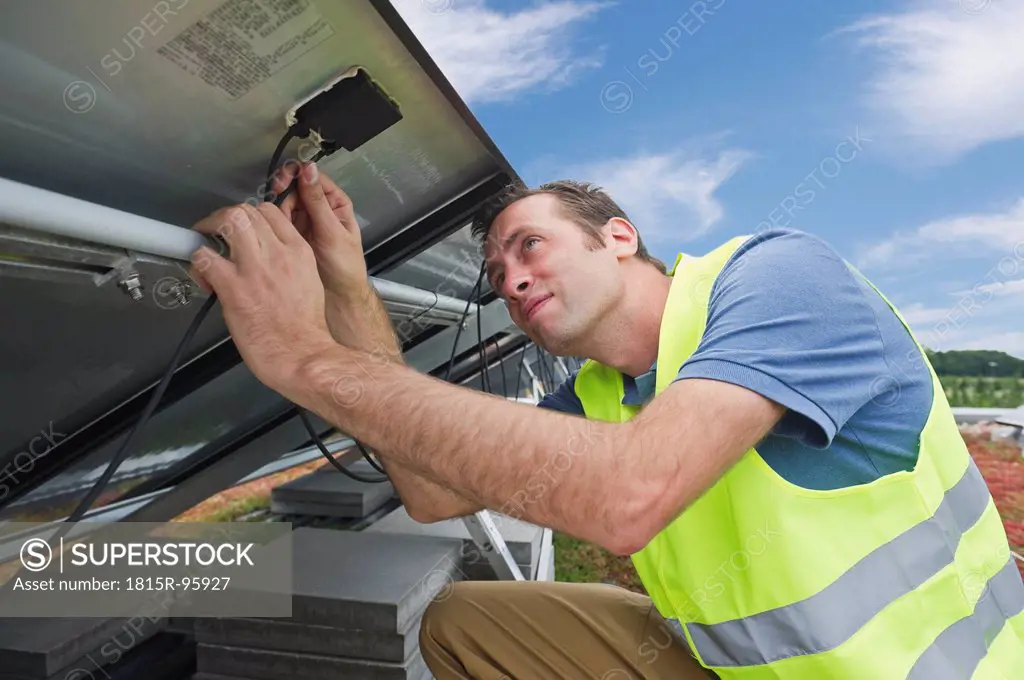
[366,507,544,568]
[248,528,462,632]
[0,617,164,678]
[193,667,435,680]
[0,617,167,679]
[271,460,394,509]
[196,643,427,680]
[192,615,420,663]
[270,497,388,518]
[167,617,196,635]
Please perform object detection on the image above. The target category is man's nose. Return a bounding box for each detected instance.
[503,273,531,301]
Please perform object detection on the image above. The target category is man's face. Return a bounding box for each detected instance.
[483,194,625,355]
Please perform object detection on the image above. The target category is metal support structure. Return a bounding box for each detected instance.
[555,357,572,381]
[0,187,472,326]
[405,298,518,372]
[401,300,533,580]
[461,512,525,581]
[116,299,528,580]
[535,528,555,581]
[0,435,351,538]
[0,175,538,580]
[0,0,536,586]
[520,355,546,399]
[120,409,357,523]
[0,177,216,260]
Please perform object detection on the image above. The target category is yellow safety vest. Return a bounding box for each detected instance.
[573,235,1024,678]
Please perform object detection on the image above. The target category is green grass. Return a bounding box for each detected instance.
[553,533,646,593]
[939,376,1024,408]
[197,494,271,523]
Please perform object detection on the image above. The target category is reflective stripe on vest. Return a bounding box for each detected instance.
[685,459,1023,668]
[908,558,1024,679]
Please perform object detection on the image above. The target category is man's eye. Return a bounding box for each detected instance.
[524,237,539,249]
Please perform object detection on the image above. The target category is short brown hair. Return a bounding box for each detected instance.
[471,180,667,273]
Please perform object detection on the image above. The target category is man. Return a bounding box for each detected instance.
[189,161,1024,679]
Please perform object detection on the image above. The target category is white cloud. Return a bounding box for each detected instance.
[390,0,607,104]
[551,147,752,244]
[901,302,954,327]
[838,1,1024,161]
[954,277,1024,299]
[861,199,1024,358]
[856,199,1024,270]
[899,294,1024,359]
[959,332,1024,359]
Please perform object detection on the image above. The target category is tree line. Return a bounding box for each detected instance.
[926,350,1024,378]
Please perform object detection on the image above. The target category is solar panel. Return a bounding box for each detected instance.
[0,0,519,513]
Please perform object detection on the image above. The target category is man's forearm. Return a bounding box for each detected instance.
[323,283,482,521]
[324,284,402,362]
[286,344,644,551]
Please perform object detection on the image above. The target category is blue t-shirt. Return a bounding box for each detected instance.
[538,228,933,491]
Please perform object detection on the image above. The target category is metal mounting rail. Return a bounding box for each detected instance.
[461,512,526,581]
[0,177,471,323]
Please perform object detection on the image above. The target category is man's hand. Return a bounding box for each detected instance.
[273,161,370,300]
[188,199,337,394]
[272,161,402,362]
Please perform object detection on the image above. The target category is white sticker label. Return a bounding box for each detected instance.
[158,0,334,99]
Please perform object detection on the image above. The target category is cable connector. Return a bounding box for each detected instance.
[285,66,402,155]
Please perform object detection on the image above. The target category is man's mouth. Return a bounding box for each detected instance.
[525,295,552,320]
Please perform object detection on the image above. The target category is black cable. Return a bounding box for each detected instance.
[443,261,485,383]
[61,293,220,527]
[474,266,507,395]
[514,344,528,401]
[495,335,508,398]
[357,441,387,474]
[403,290,440,335]
[265,127,296,200]
[475,265,507,397]
[0,293,217,590]
[263,130,385,481]
[30,129,368,539]
[44,124,293,525]
[274,149,327,206]
[297,411,388,483]
[475,292,491,393]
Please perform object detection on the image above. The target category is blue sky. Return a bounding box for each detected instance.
[395,0,1024,359]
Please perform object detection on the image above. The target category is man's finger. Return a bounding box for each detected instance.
[256,201,301,245]
[295,161,338,229]
[310,166,360,232]
[190,269,213,295]
[278,191,299,222]
[270,160,302,202]
[192,206,260,264]
[239,201,281,247]
[189,245,236,299]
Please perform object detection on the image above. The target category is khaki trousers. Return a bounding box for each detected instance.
[419,580,717,679]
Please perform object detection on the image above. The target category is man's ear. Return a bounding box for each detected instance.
[606,217,640,259]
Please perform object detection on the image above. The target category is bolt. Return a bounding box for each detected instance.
[119,272,144,301]
[172,280,191,306]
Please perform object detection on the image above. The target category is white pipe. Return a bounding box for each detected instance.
[0,176,214,259]
[372,278,470,317]
[0,176,472,316]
